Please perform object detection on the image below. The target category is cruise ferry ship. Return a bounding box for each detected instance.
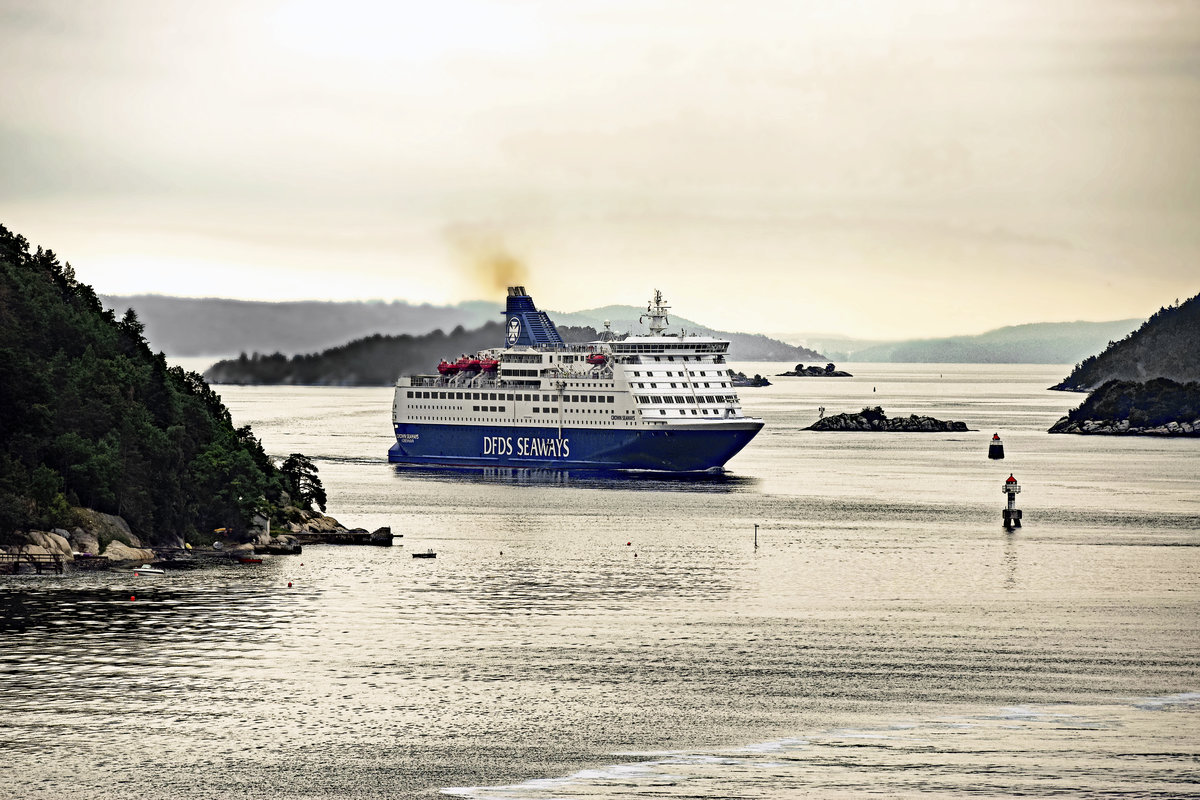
[388,287,764,471]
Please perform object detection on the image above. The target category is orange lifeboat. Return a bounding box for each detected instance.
[457,357,481,372]
[437,360,458,375]
[479,358,500,372]
[586,353,608,367]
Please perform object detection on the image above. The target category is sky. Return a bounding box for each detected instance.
[1,0,1197,339]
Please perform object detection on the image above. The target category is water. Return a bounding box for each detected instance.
[2,363,1198,799]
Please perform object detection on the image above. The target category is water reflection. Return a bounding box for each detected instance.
[392,464,759,492]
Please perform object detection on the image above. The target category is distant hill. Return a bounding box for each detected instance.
[205,323,601,386]
[546,304,822,361]
[1051,293,1200,391]
[104,295,821,362]
[807,319,1144,364]
[100,295,497,357]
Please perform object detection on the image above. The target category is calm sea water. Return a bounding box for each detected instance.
[2,363,1198,799]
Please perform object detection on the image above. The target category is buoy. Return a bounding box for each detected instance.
[626,542,631,546]
[1002,474,1022,531]
[288,582,292,588]
[988,433,1005,460]
[130,595,136,601]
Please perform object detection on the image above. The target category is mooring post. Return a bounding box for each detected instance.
[754,524,759,549]
[1002,474,1022,531]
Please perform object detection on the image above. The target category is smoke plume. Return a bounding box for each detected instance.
[447,228,530,296]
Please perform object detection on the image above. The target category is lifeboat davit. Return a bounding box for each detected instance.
[586,353,608,366]
[457,357,481,372]
[437,360,458,375]
[479,358,500,372]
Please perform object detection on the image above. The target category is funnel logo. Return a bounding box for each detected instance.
[506,317,521,346]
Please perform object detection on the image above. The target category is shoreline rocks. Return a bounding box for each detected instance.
[807,407,970,432]
[2,505,353,567]
[1048,416,1199,436]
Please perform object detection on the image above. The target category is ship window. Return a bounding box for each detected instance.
[588,395,595,402]
[660,410,666,415]
[533,407,539,413]
[406,391,413,398]
[676,396,686,403]
[472,405,479,411]
[670,383,676,388]
[691,409,698,415]
[499,406,505,412]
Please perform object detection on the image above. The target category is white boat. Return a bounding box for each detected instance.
[131,564,165,575]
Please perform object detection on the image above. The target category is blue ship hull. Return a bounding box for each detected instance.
[387,422,762,472]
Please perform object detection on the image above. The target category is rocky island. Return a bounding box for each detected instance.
[1048,378,1200,436]
[807,406,970,432]
[778,362,853,378]
[730,371,771,387]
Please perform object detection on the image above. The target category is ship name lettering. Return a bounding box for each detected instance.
[512,436,571,458]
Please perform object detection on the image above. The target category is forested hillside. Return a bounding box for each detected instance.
[0,224,314,541]
[204,324,602,385]
[1052,293,1200,390]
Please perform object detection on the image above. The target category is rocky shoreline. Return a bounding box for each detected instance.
[807,407,970,432]
[1,505,359,569]
[1048,416,1200,436]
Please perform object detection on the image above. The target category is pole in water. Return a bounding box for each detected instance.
[754,524,759,549]
[988,433,1005,460]
[1002,474,1022,531]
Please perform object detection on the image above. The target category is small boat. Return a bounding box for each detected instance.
[412,549,437,559]
[437,360,458,375]
[131,564,166,575]
[586,353,607,366]
[237,556,263,564]
[456,357,481,372]
[479,358,500,372]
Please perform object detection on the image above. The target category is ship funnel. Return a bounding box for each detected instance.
[503,287,564,347]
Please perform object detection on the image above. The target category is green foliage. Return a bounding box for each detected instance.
[859,406,887,421]
[0,223,319,541]
[1066,378,1200,427]
[279,453,326,512]
[1055,294,1200,390]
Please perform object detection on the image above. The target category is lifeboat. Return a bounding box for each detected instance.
[479,358,500,371]
[586,353,608,366]
[457,357,481,372]
[437,360,458,375]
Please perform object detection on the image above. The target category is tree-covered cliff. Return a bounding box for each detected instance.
[1048,378,1200,436]
[1052,293,1200,390]
[0,224,312,542]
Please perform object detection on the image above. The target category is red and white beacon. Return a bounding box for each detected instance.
[1002,474,1022,531]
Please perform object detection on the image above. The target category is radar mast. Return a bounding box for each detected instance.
[640,290,671,335]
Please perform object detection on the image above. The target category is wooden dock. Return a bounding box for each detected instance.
[0,553,65,575]
[293,528,396,546]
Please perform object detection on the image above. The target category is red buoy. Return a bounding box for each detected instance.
[130,595,136,601]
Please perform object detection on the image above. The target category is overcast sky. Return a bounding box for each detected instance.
[1,0,1197,338]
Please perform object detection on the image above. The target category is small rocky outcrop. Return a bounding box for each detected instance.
[807,406,970,432]
[778,362,853,378]
[1048,416,1199,436]
[284,507,348,534]
[730,371,771,387]
[103,540,157,563]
